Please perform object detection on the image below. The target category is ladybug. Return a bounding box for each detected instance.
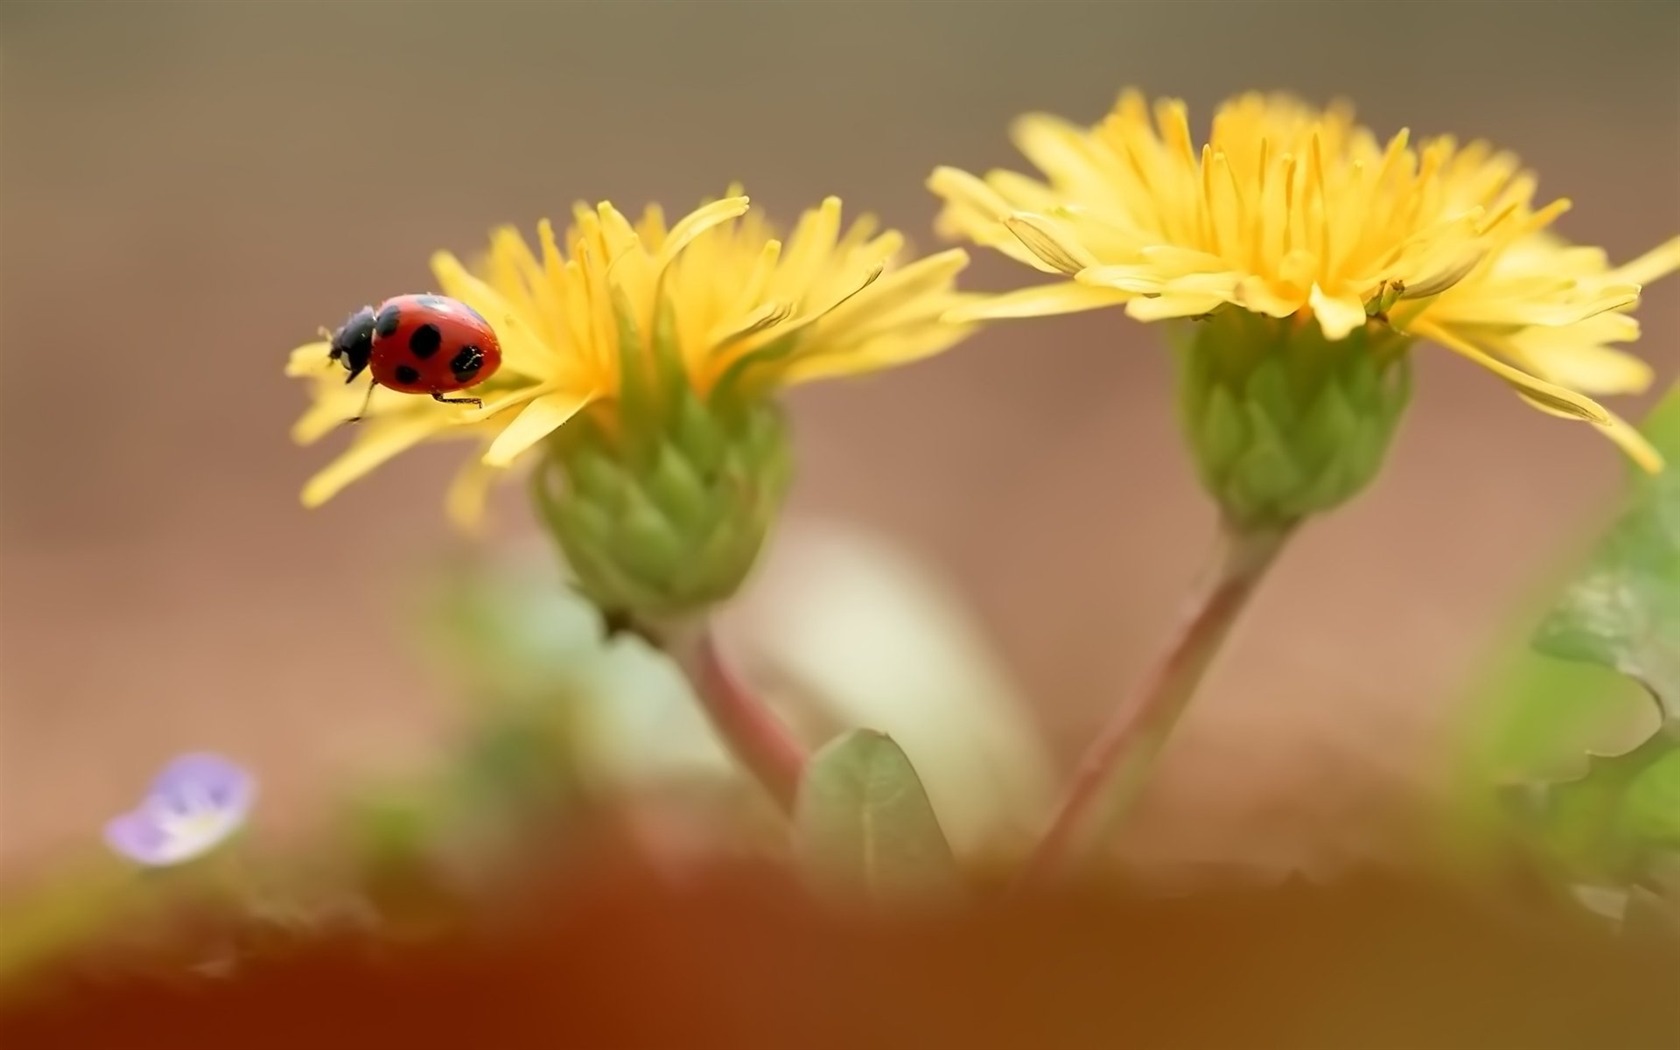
[325,294,503,421]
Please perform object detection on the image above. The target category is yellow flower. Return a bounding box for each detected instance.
[287,188,976,526]
[929,90,1680,472]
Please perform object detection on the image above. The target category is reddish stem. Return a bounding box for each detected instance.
[668,625,809,814]
[1018,524,1290,887]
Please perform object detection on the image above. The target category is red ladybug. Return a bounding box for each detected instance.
[325,294,503,420]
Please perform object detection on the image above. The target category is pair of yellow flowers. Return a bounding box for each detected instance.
[288,90,1680,529]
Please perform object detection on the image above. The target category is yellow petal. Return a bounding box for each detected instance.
[290,383,374,445]
[1513,394,1664,473]
[977,168,1065,217]
[1609,235,1680,288]
[446,453,505,534]
[634,201,669,251]
[1308,285,1369,341]
[942,282,1130,322]
[1076,265,1171,294]
[482,390,594,467]
[820,249,969,332]
[1433,284,1642,328]
[595,201,643,261]
[926,166,1015,223]
[706,300,795,353]
[1002,213,1098,276]
[1503,338,1653,397]
[1593,408,1665,474]
[301,416,442,508]
[1010,113,1104,186]
[776,196,845,298]
[1232,277,1308,318]
[1136,244,1235,276]
[928,167,1066,275]
[1398,244,1487,300]
[783,323,975,386]
[286,341,335,378]
[1124,293,1227,322]
[654,196,750,274]
[1410,318,1609,424]
[455,383,552,425]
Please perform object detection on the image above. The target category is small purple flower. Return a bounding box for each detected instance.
[104,753,256,867]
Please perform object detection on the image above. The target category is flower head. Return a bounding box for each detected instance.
[105,753,255,867]
[930,90,1680,473]
[289,189,977,529]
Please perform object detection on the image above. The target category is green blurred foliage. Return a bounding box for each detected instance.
[1458,383,1680,930]
[791,729,962,904]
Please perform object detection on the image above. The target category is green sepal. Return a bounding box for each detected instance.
[650,285,688,408]
[1173,307,1413,531]
[534,396,794,620]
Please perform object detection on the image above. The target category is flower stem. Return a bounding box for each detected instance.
[1019,522,1292,886]
[661,621,809,815]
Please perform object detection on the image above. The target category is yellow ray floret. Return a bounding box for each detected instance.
[930,89,1680,472]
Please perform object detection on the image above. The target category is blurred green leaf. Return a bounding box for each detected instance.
[421,552,606,699]
[1622,752,1680,845]
[1457,389,1680,779]
[1532,430,1680,728]
[792,729,961,901]
[1494,383,1680,905]
[418,550,741,789]
[1509,732,1674,881]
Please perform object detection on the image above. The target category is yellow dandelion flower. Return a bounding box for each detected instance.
[288,189,976,615]
[930,90,1680,505]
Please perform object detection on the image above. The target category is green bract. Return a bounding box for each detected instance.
[533,391,792,622]
[1173,307,1413,532]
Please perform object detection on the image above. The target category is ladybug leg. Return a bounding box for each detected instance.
[431,392,483,408]
[347,378,378,424]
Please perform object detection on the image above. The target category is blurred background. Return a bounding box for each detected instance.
[2,0,1677,882]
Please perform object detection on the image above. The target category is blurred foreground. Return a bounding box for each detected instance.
[2,488,1677,1047]
[2,824,1677,1050]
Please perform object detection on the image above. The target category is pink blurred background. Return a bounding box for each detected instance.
[3,1,1677,879]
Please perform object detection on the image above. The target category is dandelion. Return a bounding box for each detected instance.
[931,90,1680,529]
[288,188,975,618]
[104,753,256,868]
[929,89,1680,883]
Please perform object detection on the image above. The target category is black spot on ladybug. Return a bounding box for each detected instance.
[450,345,484,383]
[409,323,443,359]
[375,304,402,338]
[394,365,421,386]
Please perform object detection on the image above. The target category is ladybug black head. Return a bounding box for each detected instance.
[327,306,377,383]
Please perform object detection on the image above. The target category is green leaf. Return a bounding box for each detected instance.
[792,729,962,901]
[1507,731,1675,881]
[1472,383,1680,907]
[1533,388,1680,728]
[1623,751,1680,844]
